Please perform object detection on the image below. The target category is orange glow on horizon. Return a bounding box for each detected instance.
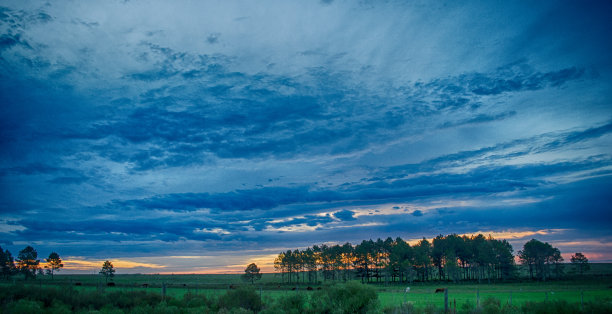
[62,259,166,271]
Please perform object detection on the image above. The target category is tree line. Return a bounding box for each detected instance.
[0,245,116,282]
[0,245,63,280]
[274,234,589,284]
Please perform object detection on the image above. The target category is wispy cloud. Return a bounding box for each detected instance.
[0,0,611,271]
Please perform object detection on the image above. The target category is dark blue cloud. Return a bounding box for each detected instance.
[0,1,611,268]
[334,210,356,221]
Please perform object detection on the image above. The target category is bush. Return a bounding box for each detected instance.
[261,293,308,314]
[583,298,612,314]
[218,286,262,312]
[522,299,581,314]
[382,302,417,314]
[310,282,379,314]
[482,296,501,314]
[182,291,212,309]
[500,304,522,314]
[5,299,44,314]
[47,300,72,314]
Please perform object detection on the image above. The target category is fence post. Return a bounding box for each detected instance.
[444,289,448,313]
[581,290,584,309]
[545,291,548,302]
[477,288,480,308]
[509,291,512,306]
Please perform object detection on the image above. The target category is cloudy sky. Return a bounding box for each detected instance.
[1,0,611,273]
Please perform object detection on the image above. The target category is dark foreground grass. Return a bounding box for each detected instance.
[1,279,611,313]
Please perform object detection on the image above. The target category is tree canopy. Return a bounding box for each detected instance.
[274,234,518,284]
[517,239,564,281]
[0,247,15,279]
[242,263,262,284]
[45,252,64,279]
[570,252,590,275]
[16,246,40,280]
[99,260,115,283]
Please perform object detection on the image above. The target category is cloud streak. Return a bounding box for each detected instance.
[0,1,611,271]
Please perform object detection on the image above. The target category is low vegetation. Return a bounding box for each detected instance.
[1,281,611,313]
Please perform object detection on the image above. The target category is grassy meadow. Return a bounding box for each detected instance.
[1,264,611,312]
[8,267,612,307]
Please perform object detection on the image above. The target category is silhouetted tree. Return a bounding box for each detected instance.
[570,252,590,275]
[99,260,115,283]
[518,239,562,281]
[242,263,262,284]
[354,240,374,283]
[16,246,40,280]
[271,234,573,284]
[45,252,63,279]
[413,238,432,281]
[0,247,16,279]
[491,239,516,280]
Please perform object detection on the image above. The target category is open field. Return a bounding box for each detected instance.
[1,263,610,312]
[7,265,611,310]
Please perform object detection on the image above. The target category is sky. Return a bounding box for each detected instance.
[0,0,611,274]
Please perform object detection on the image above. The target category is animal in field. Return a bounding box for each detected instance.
[405,287,410,293]
[434,288,446,293]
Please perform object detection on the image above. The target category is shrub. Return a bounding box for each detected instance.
[522,300,580,314]
[422,303,443,314]
[182,291,212,309]
[47,300,72,314]
[310,282,379,314]
[217,307,255,314]
[500,304,522,314]
[261,293,308,314]
[382,302,417,314]
[5,299,44,314]
[583,298,612,314]
[482,296,501,314]
[218,286,262,312]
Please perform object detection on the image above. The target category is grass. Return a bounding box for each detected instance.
[376,281,612,308]
[5,264,611,311]
[20,275,612,308]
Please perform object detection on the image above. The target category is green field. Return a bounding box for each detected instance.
[3,264,611,312]
[13,271,611,309]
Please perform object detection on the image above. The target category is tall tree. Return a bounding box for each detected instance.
[570,252,590,275]
[340,243,354,282]
[17,246,40,280]
[274,251,287,283]
[45,252,64,279]
[413,238,432,281]
[518,239,561,281]
[99,260,115,283]
[242,263,262,284]
[0,247,16,279]
[491,239,515,280]
[432,234,447,280]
